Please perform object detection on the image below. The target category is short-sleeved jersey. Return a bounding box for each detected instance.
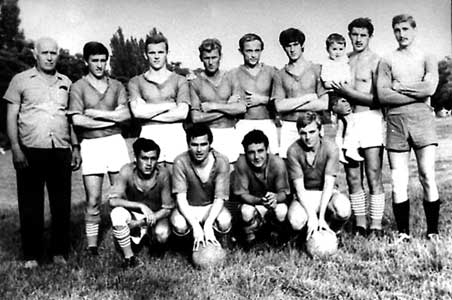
[127,72,189,124]
[68,76,127,139]
[190,71,238,128]
[230,64,278,120]
[109,163,174,212]
[286,139,339,191]
[3,67,72,148]
[272,62,327,121]
[233,153,290,200]
[172,150,230,206]
[379,48,434,116]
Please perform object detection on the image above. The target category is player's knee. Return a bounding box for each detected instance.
[241,204,257,223]
[110,207,129,227]
[170,210,189,235]
[391,168,408,203]
[153,221,171,244]
[216,208,232,233]
[288,204,307,231]
[330,193,351,220]
[274,203,288,223]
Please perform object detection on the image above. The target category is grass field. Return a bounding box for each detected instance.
[1,118,452,299]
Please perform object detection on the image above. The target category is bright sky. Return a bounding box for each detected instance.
[20,0,451,69]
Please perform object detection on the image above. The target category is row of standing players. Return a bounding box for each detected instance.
[3,14,441,269]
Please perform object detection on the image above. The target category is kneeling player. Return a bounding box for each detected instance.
[109,138,174,268]
[233,130,290,245]
[171,124,232,251]
[286,112,351,238]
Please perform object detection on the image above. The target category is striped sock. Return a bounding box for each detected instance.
[86,223,99,247]
[350,191,367,229]
[113,226,133,258]
[369,193,385,230]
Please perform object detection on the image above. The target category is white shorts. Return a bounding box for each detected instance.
[349,110,386,149]
[297,190,340,212]
[140,123,187,163]
[80,134,130,175]
[236,119,279,154]
[211,127,241,163]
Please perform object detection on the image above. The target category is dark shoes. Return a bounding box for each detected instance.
[87,246,99,256]
[122,256,143,269]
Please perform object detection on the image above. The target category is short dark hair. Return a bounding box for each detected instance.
[83,41,109,61]
[279,28,306,47]
[392,14,416,29]
[326,33,346,49]
[145,28,169,52]
[348,18,374,36]
[198,38,222,59]
[133,138,160,158]
[186,124,213,144]
[241,130,269,152]
[239,33,264,51]
[296,111,322,131]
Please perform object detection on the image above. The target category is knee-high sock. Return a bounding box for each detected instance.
[86,222,99,247]
[350,191,367,228]
[113,226,133,258]
[369,193,385,230]
[423,200,440,235]
[392,200,410,234]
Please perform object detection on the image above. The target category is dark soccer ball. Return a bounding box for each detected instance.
[306,229,338,258]
[192,243,226,269]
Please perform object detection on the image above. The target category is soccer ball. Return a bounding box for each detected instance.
[306,229,338,258]
[192,243,226,269]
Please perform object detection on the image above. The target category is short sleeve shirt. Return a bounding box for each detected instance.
[233,153,290,200]
[109,163,174,212]
[128,72,189,124]
[272,62,327,121]
[286,139,339,191]
[172,150,230,206]
[3,67,72,148]
[230,64,279,120]
[190,71,238,128]
[69,76,127,139]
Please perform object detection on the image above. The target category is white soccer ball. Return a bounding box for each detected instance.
[192,243,226,269]
[306,229,338,258]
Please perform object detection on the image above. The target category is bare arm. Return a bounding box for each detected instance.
[129,98,176,120]
[275,93,323,113]
[151,102,189,122]
[200,99,246,115]
[6,102,28,169]
[191,109,223,123]
[318,175,335,228]
[84,105,131,123]
[71,114,115,129]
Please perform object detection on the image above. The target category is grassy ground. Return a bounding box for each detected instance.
[0,118,452,299]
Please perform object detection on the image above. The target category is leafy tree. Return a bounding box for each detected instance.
[0,0,24,51]
[432,56,452,111]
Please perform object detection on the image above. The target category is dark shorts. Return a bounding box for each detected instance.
[386,112,437,151]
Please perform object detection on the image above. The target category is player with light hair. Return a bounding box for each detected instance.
[190,38,246,163]
[286,112,351,239]
[109,138,174,268]
[377,14,440,241]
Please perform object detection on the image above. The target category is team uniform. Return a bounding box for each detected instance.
[272,63,328,157]
[3,67,73,261]
[128,72,190,163]
[109,163,174,247]
[233,153,290,231]
[171,150,231,234]
[190,71,242,162]
[231,64,280,154]
[286,138,350,222]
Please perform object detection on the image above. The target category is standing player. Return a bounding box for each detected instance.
[231,33,279,155]
[273,28,329,158]
[4,37,81,268]
[377,14,439,241]
[232,130,290,245]
[69,42,131,255]
[109,138,174,268]
[286,112,351,238]
[330,18,386,237]
[128,29,189,164]
[190,38,246,163]
[170,124,232,251]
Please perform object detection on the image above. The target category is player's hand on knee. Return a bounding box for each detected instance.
[203,224,220,247]
[193,223,205,251]
[263,192,278,209]
[140,204,155,225]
